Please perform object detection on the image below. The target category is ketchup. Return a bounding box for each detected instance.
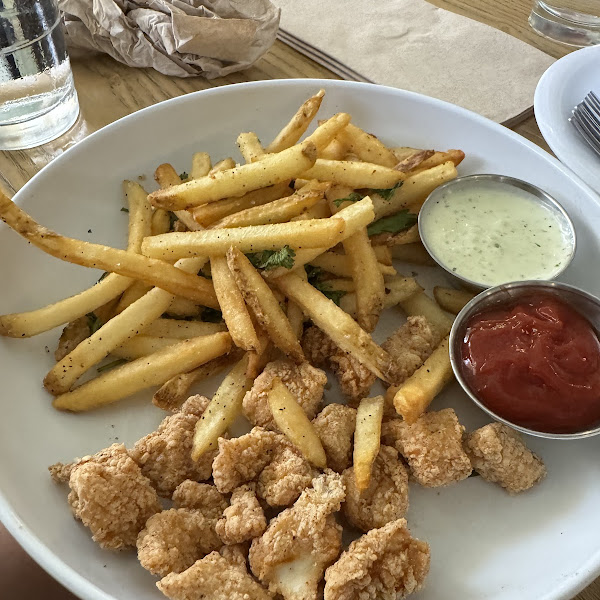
[461,295,600,434]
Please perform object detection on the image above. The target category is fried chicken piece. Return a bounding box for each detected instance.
[381,316,439,386]
[324,519,430,600]
[257,445,315,507]
[465,422,546,494]
[312,405,356,473]
[219,543,250,569]
[302,326,376,404]
[395,408,472,487]
[242,360,327,430]
[380,419,406,451]
[158,551,274,600]
[129,395,214,497]
[216,484,267,545]
[212,427,280,494]
[342,446,409,532]
[172,480,228,520]
[48,461,75,483]
[67,444,160,550]
[137,508,222,577]
[249,471,345,600]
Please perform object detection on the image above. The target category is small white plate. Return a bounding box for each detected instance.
[535,45,600,195]
[2,80,600,600]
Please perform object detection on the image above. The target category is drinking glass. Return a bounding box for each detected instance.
[0,0,79,150]
[530,0,600,46]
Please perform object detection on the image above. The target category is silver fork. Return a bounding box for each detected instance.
[570,91,600,157]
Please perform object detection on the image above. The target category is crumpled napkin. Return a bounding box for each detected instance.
[58,0,280,78]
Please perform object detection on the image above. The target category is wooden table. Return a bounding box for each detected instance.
[0,1,597,599]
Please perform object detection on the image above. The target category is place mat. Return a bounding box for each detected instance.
[272,0,555,125]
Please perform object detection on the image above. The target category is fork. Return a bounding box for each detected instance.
[570,91,600,157]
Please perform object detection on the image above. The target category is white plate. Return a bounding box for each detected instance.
[2,80,600,600]
[535,45,600,195]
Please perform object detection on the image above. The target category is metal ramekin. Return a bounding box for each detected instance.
[449,280,600,440]
[418,174,577,292]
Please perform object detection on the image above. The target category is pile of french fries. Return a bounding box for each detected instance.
[0,89,474,490]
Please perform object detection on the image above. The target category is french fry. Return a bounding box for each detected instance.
[246,325,272,379]
[0,181,152,338]
[410,149,465,173]
[154,163,203,231]
[287,300,305,340]
[211,255,259,352]
[142,217,346,260]
[328,185,384,332]
[166,297,202,318]
[302,113,351,151]
[267,377,327,468]
[191,354,252,460]
[353,396,385,491]
[319,278,355,292]
[392,336,453,423]
[143,318,226,339]
[149,142,317,210]
[111,335,182,360]
[190,152,212,179]
[371,224,420,247]
[399,291,454,340]
[53,332,232,412]
[302,159,406,189]
[372,161,458,219]
[266,89,325,153]
[336,123,397,167]
[289,198,331,221]
[309,252,396,279]
[391,242,436,266]
[190,183,292,228]
[433,286,476,315]
[274,272,392,382]
[209,182,328,229]
[0,193,218,306]
[319,138,347,161]
[237,132,265,163]
[151,209,171,235]
[264,197,375,279]
[226,247,304,362]
[372,245,393,265]
[210,157,236,174]
[391,146,421,162]
[394,149,435,172]
[153,352,239,412]
[43,256,208,394]
[114,280,152,314]
[339,276,422,316]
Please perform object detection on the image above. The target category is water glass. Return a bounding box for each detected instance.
[530,0,600,46]
[0,0,79,150]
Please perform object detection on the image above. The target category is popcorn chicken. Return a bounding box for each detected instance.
[395,408,472,487]
[249,471,345,600]
[212,428,280,494]
[172,480,228,521]
[137,508,222,577]
[219,542,250,569]
[324,519,430,600]
[242,359,327,430]
[465,422,546,494]
[381,316,439,386]
[257,445,315,507]
[48,461,76,483]
[312,404,356,473]
[129,395,215,497]
[216,484,267,545]
[158,551,274,600]
[302,326,376,404]
[66,444,160,550]
[342,446,409,532]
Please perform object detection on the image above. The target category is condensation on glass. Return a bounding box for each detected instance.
[0,0,79,150]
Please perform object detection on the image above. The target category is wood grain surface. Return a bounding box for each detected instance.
[1,0,598,599]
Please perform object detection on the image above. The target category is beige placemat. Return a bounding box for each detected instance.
[273,0,555,124]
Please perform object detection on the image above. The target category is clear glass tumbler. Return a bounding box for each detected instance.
[0,0,79,150]
[530,0,600,47]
